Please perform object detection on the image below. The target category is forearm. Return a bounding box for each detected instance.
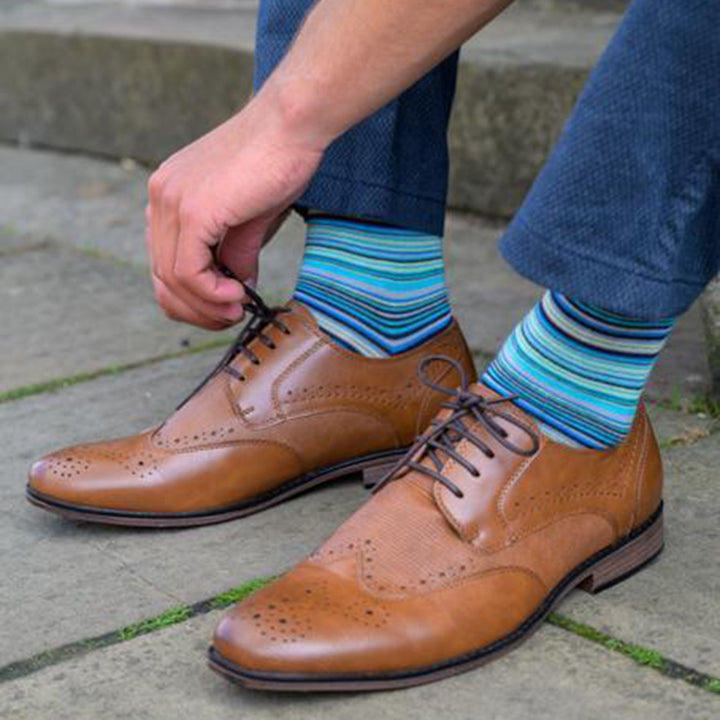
[258,0,515,149]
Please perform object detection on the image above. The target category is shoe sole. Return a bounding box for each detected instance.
[207,503,664,692]
[24,448,407,528]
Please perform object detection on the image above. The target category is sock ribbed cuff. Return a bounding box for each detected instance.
[482,291,675,449]
[294,217,452,357]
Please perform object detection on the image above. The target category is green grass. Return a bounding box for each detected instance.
[548,613,664,669]
[685,394,720,419]
[549,612,720,694]
[657,387,720,420]
[119,605,193,641]
[0,338,232,404]
[705,678,720,695]
[210,577,276,609]
[0,576,273,684]
[75,244,140,270]
[108,576,277,641]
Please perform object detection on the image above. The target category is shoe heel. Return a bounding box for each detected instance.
[578,509,664,594]
[361,460,401,489]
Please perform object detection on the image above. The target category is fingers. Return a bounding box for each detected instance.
[216,217,270,287]
[146,170,245,328]
[151,275,241,331]
[173,198,248,305]
[147,169,178,288]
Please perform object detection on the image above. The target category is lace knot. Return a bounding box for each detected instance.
[372,355,539,498]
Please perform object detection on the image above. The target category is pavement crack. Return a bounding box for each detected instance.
[0,577,271,685]
[0,338,232,405]
[548,613,720,696]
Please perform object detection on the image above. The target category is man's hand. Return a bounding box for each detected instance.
[146,0,513,330]
[146,95,323,330]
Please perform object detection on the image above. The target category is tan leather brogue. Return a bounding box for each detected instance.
[26,292,475,527]
[210,357,664,691]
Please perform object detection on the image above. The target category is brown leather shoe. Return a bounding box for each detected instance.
[210,357,664,691]
[26,293,475,527]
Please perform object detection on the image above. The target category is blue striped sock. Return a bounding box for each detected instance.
[293,216,453,357]
[482,291,675,449]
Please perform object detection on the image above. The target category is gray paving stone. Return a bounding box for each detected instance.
[702,276,720,397]
[2,609,716,720]
[0,243,230,392]
[0,0,620,218]
[0,145,149,264]
[0,350,368,665]
[645,404,716,449]
[563,433,720,676]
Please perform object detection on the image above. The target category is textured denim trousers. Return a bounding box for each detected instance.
[255,0,720,319]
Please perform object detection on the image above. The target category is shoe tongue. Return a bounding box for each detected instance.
[285,300,316,325]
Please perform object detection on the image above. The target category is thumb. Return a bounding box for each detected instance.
[218,209,291,287]
[217,218,267,287]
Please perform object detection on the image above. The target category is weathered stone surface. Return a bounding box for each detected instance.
[563,433,720,676]
[649,301,713,400]
[645,404,715,449]
[0,350,368,665]
[702,276,720,398]
[520,0,629,12]
[0,0,620,218]
[0,243,229,392]
[2,610,716,720]
[0,33,254,166]
[0,145,149,264]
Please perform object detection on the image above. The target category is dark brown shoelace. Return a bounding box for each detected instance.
[373,355,540,498]
[176,275,291,410]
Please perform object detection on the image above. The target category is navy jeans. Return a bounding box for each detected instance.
[255,0,720,318]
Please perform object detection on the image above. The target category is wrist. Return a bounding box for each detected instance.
[252,75,339,154]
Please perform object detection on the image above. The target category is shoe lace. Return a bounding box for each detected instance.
[176,278,291,410]
[372,355,540,498]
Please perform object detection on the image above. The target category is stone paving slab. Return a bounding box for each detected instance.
[0,1,620,217]
[645,403,715,448]
[2,609,716,720]
[704,276,720,397]
[562,432,720,676]
[0,0,617,67]
[0,243,230,393]
[0,350,368,665]
[0,145,149,265]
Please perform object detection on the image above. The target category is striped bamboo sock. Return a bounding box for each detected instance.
[482,291,675,449]
[293,216,452,357]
